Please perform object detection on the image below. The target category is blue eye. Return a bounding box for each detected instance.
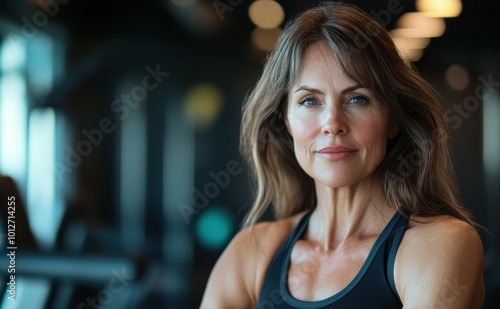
[349,96,368,105]
[299,97,318,106]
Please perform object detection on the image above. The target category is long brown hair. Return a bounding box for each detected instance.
[240,2,475,227]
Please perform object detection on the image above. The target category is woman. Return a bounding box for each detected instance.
[201,2,484,308]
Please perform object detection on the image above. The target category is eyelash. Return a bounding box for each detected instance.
[298,95,369,106]
[349,95,369,105]
[298,96,318,106]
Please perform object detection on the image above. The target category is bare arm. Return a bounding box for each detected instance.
[397,217,484,308]
[200,216,300,309]
[200,229,257,309]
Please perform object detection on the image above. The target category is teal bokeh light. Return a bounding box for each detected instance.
[195,207,233,250]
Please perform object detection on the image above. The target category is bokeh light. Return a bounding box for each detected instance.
[391,35,431,50]
[251,27,282,51]
[184,83,224,129]
[417,0,462,18]
[195,207,234,250]
[395,46,424,62]
[248,0,285,29]
[445,64,470,91]
[396,13,446,37]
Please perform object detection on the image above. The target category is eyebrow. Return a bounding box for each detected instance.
[293,84,364,95]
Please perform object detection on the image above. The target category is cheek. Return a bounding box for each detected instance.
[287,114,319,150]
[356,115,390,154]
[286,115,317,164]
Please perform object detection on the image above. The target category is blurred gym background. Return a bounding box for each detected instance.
[0,0,498,308]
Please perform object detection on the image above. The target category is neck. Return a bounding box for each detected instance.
[307,177,395,251]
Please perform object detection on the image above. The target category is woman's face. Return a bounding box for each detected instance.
[286,42,394,188]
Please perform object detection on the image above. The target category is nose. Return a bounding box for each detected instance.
[321,104,348,136]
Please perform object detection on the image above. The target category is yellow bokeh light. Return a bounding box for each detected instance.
[248,0,285,29]
[392,38,425,62]
[398,48,424,62]
[184,83,224,129]
[417,0,462,18]
[396,13,446,37]
[391,35,431,50]
[251,27,282,51]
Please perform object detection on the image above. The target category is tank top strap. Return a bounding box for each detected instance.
[386,212,410,301]
[284,209,315,249]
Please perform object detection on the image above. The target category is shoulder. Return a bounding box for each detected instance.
[402,215,483,255]
[200,211,308,308]
[396,215,484,309]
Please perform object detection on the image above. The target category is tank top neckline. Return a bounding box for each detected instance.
[280,209,404,308]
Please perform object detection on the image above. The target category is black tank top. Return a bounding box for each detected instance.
[257,209,409,308]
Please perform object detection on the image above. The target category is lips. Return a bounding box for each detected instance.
[316,146,357,161]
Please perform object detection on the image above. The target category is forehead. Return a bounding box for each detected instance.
[291,42,355,90]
